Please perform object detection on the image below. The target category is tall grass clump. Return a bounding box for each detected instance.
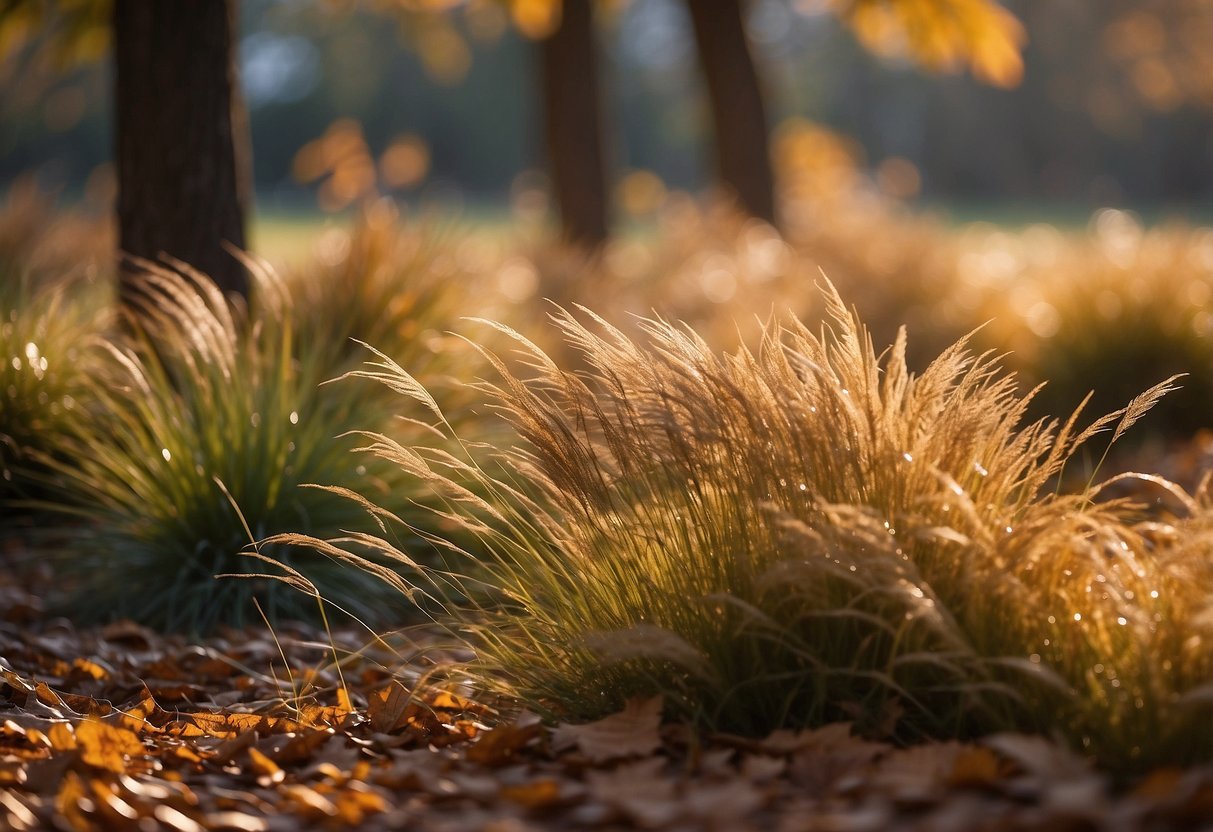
[0,270,110,505]
[1,181,114,508]
[278,201,475,378]
[31,258,461,633]
[982,212,1213,436]
[303,280,1213,770]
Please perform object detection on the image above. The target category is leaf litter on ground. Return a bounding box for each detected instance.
[6,570,1213,831]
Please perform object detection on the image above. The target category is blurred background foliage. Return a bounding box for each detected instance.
[1,0,1210,218]
[2,0,1212,450]
[2,0,1213,635]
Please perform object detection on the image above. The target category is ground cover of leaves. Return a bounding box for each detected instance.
[6,549,1213,832]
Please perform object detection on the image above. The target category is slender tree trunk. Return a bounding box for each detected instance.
[112,0,250,301]
[540,0,609,248]
[686,0,777,225]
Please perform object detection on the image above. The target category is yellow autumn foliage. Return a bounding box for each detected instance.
[834,0,1026,87]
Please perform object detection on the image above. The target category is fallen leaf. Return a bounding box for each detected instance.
[948,745,1005,789]
[75,718,144,774]
[265,728,333,765]
[552,697,663,762]
[467,713,543,766]
[499,779,564,810]
[982,733,1096,783]
[585,757,680,828]
[46,722,76,753]
[367,682,411,733]
[248,747,285,785]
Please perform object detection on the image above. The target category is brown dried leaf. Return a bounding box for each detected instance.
[266,728,333,766]
[982,733,1095,783]
[586,757,680,828]
[552,696,663,763]
[367,681,412,733]
[466,713,543,766]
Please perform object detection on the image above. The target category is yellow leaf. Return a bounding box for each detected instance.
[835,0,1025,88]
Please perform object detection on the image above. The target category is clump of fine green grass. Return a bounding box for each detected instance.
[30,258,460,633]
[295,279,1213,770]
[1,269,111,505]
[0,182,114,507]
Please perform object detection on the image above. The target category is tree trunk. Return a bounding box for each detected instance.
[112,0,250,301]
[540,0,609,248]
[686,0,777,225]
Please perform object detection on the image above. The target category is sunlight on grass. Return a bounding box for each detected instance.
[13,216,488,632]
[285,279,1213,771]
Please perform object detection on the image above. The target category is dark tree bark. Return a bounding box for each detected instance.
[686,0,777,225]
[112,0,250,301]
[540,0,610,248]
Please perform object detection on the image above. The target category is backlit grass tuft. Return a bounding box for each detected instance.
[31,257,466,633]
[296,280,1213,770]
[1,270,111,505]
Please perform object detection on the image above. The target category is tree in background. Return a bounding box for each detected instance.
[686,0,776,225]
[0,0,251,300]
[112,0,250,300]
[519,0,1027,242]
[538,0,610,247]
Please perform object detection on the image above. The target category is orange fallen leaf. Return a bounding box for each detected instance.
[115,690,161,734]
[330,786,389,825]
[33,682,68,712]
[247,747,285,784]
[466,714,543,766]
[429,690,482,713]
[69,658,108,682]
[183,712,297,739]
[283,783,338,818]
[75,718,144,774]
[949,745,1005,788]
[46,722,76,752]
[500,779,563,810]
[54,770,93,832]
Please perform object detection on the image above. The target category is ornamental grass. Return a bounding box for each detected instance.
[23,220,485,632]
[285,280,1213,771]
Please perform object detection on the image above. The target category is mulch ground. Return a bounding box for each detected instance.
[6,570,1213,832]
